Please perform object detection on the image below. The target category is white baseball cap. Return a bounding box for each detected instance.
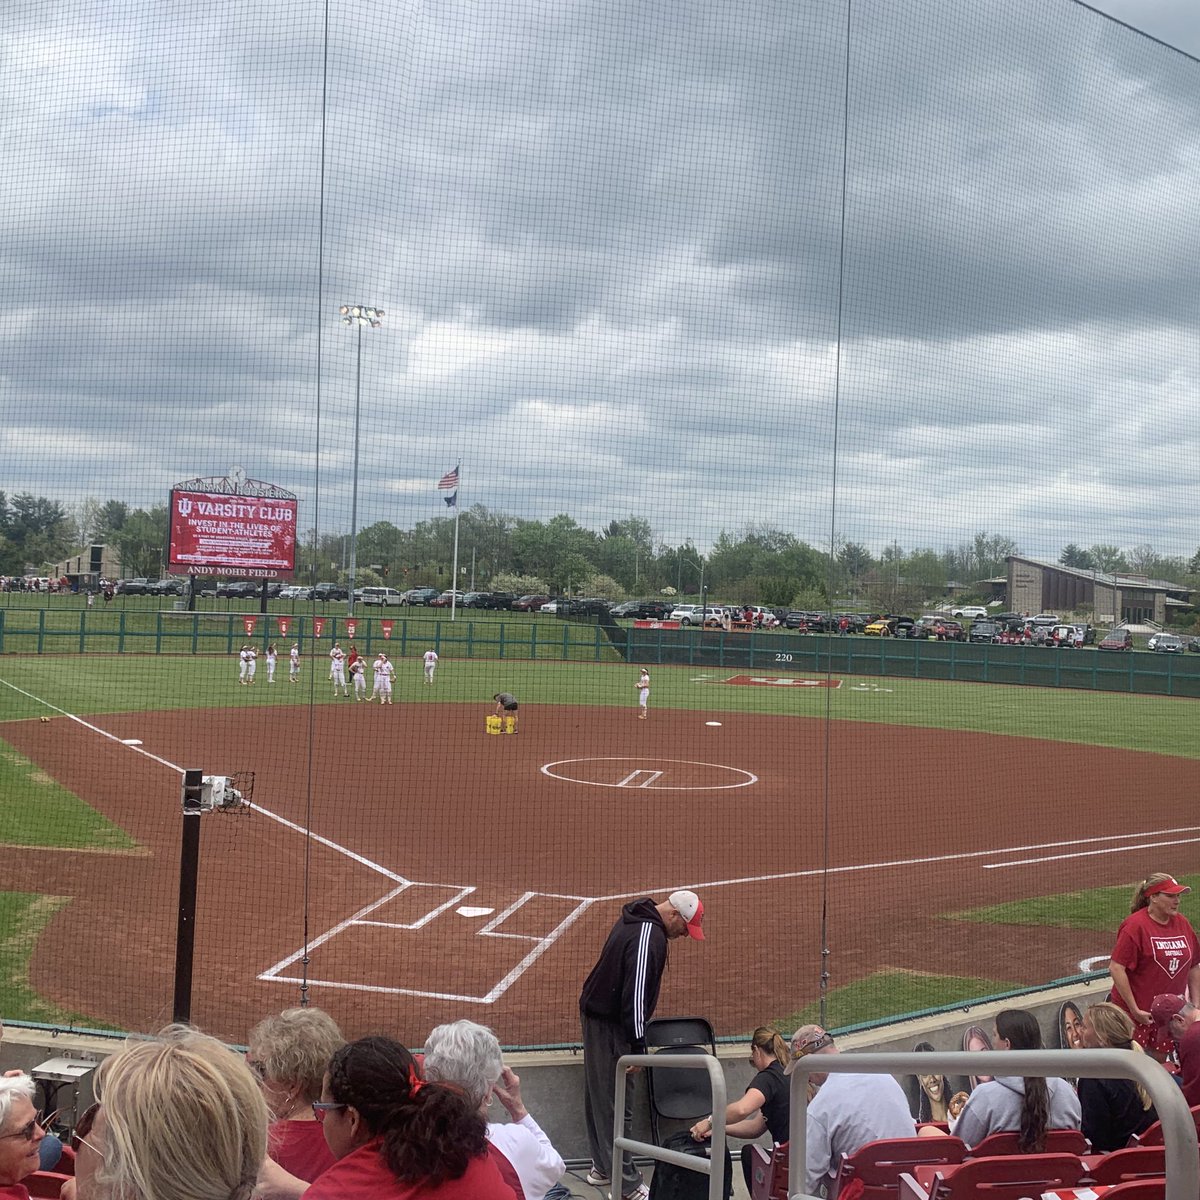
[669,890,705,940]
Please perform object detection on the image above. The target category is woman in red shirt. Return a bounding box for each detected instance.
[299,1037,515,1199]
[1109,873,1200,1056]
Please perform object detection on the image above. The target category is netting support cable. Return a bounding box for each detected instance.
[818,0,854,1030]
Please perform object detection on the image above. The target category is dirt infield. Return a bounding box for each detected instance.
[4,701,1199,1045]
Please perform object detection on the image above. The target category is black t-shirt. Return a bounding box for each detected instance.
[748,1061,790,1144]
[1078,1076,1156,1153]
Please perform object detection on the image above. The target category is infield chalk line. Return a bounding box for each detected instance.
[597,823,1200,901]
[262,891,597,1004]
[983,834,1200,869]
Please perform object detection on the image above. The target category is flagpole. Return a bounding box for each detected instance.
[449,461,461,622]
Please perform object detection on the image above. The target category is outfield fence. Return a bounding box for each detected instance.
[5,607,1200,697]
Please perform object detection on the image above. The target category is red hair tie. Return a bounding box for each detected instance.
[408,1063,426,1096]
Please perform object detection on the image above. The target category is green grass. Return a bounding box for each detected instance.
[947,873,1200,930]
[0,738,136,850]
[774,968,1021,1034]
[0,892,101,1026]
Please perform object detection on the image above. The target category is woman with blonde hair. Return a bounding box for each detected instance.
[689,1026,791,1190]
[247,1008,345,1182]
[1109,872,1200,1056]
[1077,1002,1157,1151]
[71,1025,268,1200]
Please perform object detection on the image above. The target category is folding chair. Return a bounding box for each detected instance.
[1088,1145,1166,1186]
[834,1136,968,1199]
[642,1016,717,1143]
[967,1127,1089,1157]
[915,1151,1084,1200]
[748,1141,788,1200]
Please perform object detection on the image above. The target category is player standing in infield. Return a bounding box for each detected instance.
[636,667,650,720]
[423,648,438,684]
[329,642,348,697]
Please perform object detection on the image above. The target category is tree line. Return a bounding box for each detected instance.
[7,490,1199,610]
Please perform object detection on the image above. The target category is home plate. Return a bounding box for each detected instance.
[705,721,722,727]
[121,739,143,746]
[457,906,495,918]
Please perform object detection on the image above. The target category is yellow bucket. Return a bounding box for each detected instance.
[486,715,502,735]
[503,715,516,734]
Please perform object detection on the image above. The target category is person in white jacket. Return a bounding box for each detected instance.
[423,1019,566,1200]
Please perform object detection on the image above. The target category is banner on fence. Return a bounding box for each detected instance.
[346,619,357,639]
[313,618,326,637]
[242,616,257,637]
[277,616,290,637]
[380,620,393,639]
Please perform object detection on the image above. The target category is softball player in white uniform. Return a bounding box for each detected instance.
[423,649,438,684]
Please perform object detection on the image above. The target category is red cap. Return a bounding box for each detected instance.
[1150,994,1190,1026]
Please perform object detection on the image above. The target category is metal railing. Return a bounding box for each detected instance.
[785,1048,1197,1200]
[614,1053,729,1200]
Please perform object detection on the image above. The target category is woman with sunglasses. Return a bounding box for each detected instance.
[69,1026,268,1200]
[260,1036,516,1199]
[0,1075,45,1199]
[247,1007,344,1182]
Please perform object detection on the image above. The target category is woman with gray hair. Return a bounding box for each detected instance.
[247,1007,344,1182]
[0,1074,46,1199]
[423,1019,565,1200]
[69,1025,268,1200]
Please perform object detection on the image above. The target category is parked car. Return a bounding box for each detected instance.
[120,578,153,595]
[951,605,988,620]
[1149,633,1185,654]
[1188,637,1200,653]
[967,619,1002,644]
[401,587,441,606]
[511,594,552,611]
[361,586,403,606]
[782,610,821,630]
[460,592,491,608]
[996,627,1026,645]
[478,592,515,610]
[278,585,312,600]
[539,599,561,613]
[312,582,349,602]
[429,590,465,607]
[610,599,673,619]
[911,616,965,641]
[1030,613,1059,627]
[1098,628,1133,651]
[864,617,894,636]
[560,597,613,617]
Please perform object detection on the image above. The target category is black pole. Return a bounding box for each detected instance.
[260,578,268,615]
[173,769,204,1024]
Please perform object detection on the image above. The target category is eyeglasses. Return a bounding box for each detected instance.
[311,1102,348,1123]
[790,1032,834,1059]
[71,1103,102,1156]
[0,1109,55,1143]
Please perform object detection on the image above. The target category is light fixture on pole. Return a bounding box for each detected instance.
[339,305,384,617]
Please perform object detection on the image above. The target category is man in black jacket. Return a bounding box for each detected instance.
[579,890,705,1199]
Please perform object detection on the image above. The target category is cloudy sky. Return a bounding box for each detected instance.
[3,0,1199,561]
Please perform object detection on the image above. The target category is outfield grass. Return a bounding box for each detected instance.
[0,892,103,1026]
[1,654,1196,759]
[776,968,1022,1034]
[0,741,136,850]
[948,873,1200,930]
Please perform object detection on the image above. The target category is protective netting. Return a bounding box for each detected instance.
[1,0,1199,1050]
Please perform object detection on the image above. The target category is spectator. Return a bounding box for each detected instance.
[1149,993,1200,1105]
[1077,1002,1156,1150]
[579,890,705,1200]
[909,1042,953,1124]
[260,1036,516,1199]
[423,1019,565,1200]
[1109,873,1200,1057]
[951,1009,1080,1151]
[0,1074,45,1199]
[70,1025,267,1200]
[0,1018,61,1172]
[689,1026,791,1192]
[247,1007,345,1182]
[783,1025,914,1197]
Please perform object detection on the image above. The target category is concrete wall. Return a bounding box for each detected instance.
[1,978,1111,1163]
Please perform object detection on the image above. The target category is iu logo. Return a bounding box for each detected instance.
[177,498,193,516]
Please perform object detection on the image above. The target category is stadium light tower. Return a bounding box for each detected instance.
[339,304,384,617]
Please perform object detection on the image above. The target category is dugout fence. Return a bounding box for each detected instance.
[2,0,1199,1054]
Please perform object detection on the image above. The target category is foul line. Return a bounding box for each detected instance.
[596,824,1200,901]
[983,834,1200,869]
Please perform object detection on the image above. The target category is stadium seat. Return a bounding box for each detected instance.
[833,1135,968,1199]
[1098,1181,1166,1200]
[1087,1144,1166,1185]
[25,1171,72,1198]
[748,1142,788,1200]
[901,1151,1084,1200]
[1131,1103,1200,1147]
[968,1127,1089,1157]
[642,1016,717,1144]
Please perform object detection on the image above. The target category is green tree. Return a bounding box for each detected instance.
[112,507,168,577]
[1089,544,1129,574]
[1059,544,1094,570]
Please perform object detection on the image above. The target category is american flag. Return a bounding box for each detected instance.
[437,466,459,490]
